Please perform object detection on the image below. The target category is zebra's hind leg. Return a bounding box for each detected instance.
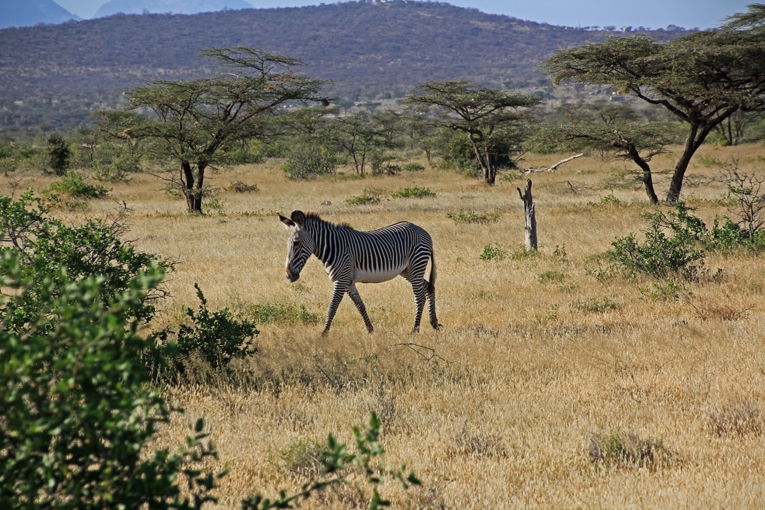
[410,279,428,333]
[347,284,374,333]
[427,280,442,330]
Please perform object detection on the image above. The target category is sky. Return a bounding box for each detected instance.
[55,0,753,29]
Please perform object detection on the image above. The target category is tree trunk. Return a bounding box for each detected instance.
[467,131,494,185]
[620,137,658,205]
[181,160,204,213]
[517,179,537,251]
[666,107,738,203]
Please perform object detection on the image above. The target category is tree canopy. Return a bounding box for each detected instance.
[543,13,765,202]
[404,81,539,185]
[98,47,326,212]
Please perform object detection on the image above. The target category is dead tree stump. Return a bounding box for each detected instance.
[517,179,537,251]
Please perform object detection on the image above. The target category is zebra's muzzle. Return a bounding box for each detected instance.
[286,270,300,282]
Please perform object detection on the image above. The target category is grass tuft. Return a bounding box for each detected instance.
[588,430,674,470]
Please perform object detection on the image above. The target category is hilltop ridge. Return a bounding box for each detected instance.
[0,1,687,129]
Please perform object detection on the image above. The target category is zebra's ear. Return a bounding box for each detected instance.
[279,214,295,229]
[291,210,306,227]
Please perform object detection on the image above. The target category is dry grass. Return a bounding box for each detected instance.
[6,145,765,507]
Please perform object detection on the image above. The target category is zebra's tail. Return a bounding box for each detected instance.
[428,249,437,291]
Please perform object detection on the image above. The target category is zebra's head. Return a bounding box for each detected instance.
[279,210,314,282]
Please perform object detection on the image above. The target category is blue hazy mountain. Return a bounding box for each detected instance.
[0,0,81,29]
[94,0,254,17]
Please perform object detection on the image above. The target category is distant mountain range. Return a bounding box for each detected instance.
[94,0,254,18]
[0,1,689,129]
[0,0,80,30]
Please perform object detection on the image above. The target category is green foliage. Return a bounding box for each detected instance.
[447,209,499,224]
[245,300,321,325]
[0,191,170,332]
[480,243,506,261]
[46,132,71,176]
[242,413,420,510]
[402,162,425,172]
[162,284,258,372]
[347,188,384,206]
[391,185,435,199]
[572,297,620,313]
[283,143,338,179]
[607,203,706,280]
[0,253,221,509]
[588,194,624,208]
[277,439,325,476]
[538,270,566,283]
[47,171,110,198]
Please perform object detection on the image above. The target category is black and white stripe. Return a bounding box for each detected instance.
[279,210,441,334]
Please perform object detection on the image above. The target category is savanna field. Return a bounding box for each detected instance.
[7,144,765,508]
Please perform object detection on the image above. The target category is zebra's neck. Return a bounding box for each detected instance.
[305,218,350,267]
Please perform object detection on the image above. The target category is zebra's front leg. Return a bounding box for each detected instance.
[323,280,348,336]
[410,280,428,333]
[347,284,374,333]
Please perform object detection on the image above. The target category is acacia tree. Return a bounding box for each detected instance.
[98,48,326,212]
[404,81,540,185]
[543,9,765,202]
[538,103,673,204]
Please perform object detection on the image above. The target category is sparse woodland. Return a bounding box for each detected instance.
[3,3,765,509]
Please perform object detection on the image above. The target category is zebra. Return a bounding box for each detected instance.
[279,210,441,334]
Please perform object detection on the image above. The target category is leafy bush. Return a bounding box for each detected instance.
[46,132,71,176]
[402,162,425,172]
[157,284,258,374]
[47,171,110,198]
[0,253,221,509]
[347,188,384,205]
[607,203,706,280]
[0,191,170,332]
[391,185,436,198]
[480,243,506,261]
[447,210,499,224]
[283,144,338,179]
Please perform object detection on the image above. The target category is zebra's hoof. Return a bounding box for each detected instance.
[433,323,443,331]
[321,329,330,337]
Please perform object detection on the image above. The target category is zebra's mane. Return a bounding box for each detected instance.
[304,212,353,230]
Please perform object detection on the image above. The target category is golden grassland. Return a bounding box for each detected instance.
[6,144,765,508]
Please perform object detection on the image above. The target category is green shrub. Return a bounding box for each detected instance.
[607,203,706,280]
[480,243,506,261]
[246,300,321,325]
[0,253,221,509]
[402,162,425,172]
[391,185,436,198]
[46,132,71,176]
[447,210,499,224]
[47,171,110,199]
[283,144,338,179]
[0,191,170,332]
[347,188,384,205]
[157,284,258,373]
